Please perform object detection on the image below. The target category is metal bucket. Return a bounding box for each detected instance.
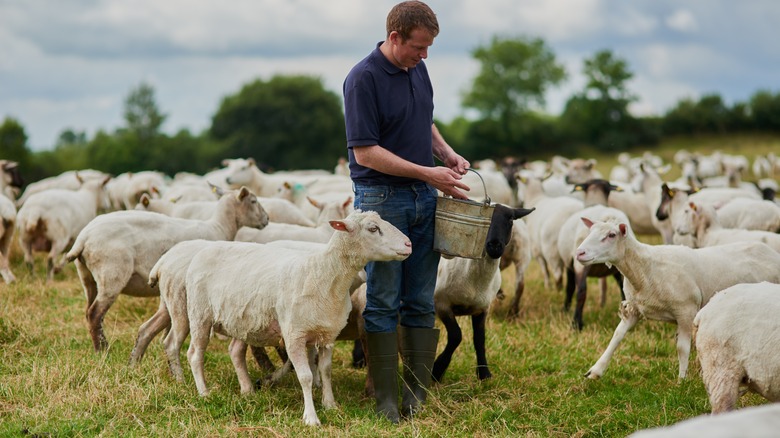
[433,169,495,259]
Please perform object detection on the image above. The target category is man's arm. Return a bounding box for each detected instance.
[352,136,471,199]
[432,123,470,174]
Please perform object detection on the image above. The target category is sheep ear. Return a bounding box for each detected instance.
[329,220,350,233]
[342,196,353,210]
[580,217,595,229]
[140,193,150,206]
[513,207,535,220]
[247,157,256,167]
[308,196,323,210]
[209,182,223,196]
[689,201,697,211]
[236,186,250,201]
[619,223,628,236]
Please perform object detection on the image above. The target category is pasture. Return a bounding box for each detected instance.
[1,235,769,437]
[2,134,777,437]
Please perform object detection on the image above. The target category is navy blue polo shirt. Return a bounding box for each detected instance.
[343,42,435,185]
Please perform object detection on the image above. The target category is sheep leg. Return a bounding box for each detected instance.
[700,357,743,413]
[187,318,213,396]
[75,260,98,309]
[675,319,694,380]
[432,310,462,383]
[308,345,321,389]
[573,265,589,330]
[129,300,171,365]
[0,254,15,284]
[536,255,552,290]
[46,240,69,280]
[563,267,575,312]
[507,267,526,320]
[249,346,276,372]
[86,296,117,351]
[163,297,191,382]
[263,358,293,386]
[228,339,254,394]
[471,312,492,380]
[585,301,640,379]
[286,337,320,426]
[613,271,625,301]
[19,236,34,273]
[351,339,366,368]
[317,344,338,409]
[599,278,608,308]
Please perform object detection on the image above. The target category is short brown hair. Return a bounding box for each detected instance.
[386,1,439,40]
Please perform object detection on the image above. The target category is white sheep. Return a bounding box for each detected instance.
[16,175,111,280]
[65,186,269,351]
[432,204,534,383]
[224,158,351,198]
[712,197,780,232]
[0,194,17,283]
[628,403,780,438]
[656,184,761,246]
[173,210,411,426]
[16,169,109,207]
[120,171,168,209]
[137,192,316,227]
[516,174,583,290]
[673,201,780,252]
[129,239,283,375]
[558,200,630,330]
[235,196,352,244]
[693,281,780,413]
[574,217,780,380]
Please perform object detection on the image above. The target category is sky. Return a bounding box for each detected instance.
[2,0,779,151]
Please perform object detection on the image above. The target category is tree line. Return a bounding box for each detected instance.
[2,36,780,184]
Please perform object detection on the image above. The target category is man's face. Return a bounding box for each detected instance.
[389,28,434,69]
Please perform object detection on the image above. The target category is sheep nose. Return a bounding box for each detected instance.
[405,241,412,248]
[575,249,586,260]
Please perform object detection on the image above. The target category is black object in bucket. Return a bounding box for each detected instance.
[433,169,495,259]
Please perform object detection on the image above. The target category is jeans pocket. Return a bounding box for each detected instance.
[356,186,389,208]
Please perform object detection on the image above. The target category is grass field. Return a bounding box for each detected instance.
[1,135,777,437]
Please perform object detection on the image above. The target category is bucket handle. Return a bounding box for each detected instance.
[444,168,491,206]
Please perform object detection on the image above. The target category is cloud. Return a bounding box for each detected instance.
[2,0,780,150]
[665,9,698,33]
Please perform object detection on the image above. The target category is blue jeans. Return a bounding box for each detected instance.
[353,182,440,333]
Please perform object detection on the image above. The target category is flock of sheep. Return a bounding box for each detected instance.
[0,149,779,432]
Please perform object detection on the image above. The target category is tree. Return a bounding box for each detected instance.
[750,90,780,132]
[464,36,566,118]
[124,82,166,142]
[560,49,642,151]
[0,117,32,168]
[210,75,345,170]
[462,36,566,152]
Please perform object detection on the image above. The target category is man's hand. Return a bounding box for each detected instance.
[427,166,471,199]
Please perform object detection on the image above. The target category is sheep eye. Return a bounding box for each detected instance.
[368,226,379,233]
[607,232,616,239]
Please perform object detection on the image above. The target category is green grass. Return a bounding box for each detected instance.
[1,134,776,437]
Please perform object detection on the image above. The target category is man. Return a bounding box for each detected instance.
[343,0,471,423]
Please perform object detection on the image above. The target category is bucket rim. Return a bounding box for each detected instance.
[439,168,492,206]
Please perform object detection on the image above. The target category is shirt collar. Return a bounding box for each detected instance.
[372,41,405,75]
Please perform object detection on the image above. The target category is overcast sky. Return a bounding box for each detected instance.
[2,0,779,151]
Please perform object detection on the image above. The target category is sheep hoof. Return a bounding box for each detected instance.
[584,370,601,380]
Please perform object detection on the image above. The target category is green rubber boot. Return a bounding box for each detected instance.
[400,327,439,418]
[366,331,400,424]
